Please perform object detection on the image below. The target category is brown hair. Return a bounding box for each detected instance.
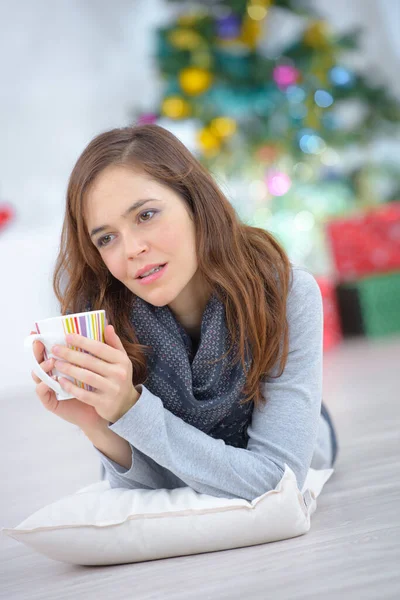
[53,124,292,408]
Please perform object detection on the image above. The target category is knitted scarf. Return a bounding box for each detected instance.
[130,291,254,449]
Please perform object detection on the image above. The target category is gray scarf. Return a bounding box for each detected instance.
[130,291,254,449]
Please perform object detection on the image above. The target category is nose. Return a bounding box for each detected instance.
[122,233,148,259]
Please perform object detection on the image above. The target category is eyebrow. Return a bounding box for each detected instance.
[90,199,161,238]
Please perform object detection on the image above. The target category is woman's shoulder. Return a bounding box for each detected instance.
[286,263,323,318]
[288,262,321,295]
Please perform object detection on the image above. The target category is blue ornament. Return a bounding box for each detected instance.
[329,66,354,87]
[314,90,334,108]
[216,14,241,39]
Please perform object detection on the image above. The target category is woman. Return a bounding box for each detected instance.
[32,124,338,501]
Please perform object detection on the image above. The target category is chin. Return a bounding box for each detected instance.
[133,288,174,308]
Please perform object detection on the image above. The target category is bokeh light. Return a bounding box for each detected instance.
[320,148,340,166]
[266,170,292,196]
[286,85,306,103]
[294,210,315,231]
[329,66,354,87]
[299,132,326,154]
[314,90,334,108]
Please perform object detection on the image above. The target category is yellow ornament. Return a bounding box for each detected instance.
[247,0,272,22]
[191,48,213,69]
[304,20,331,48]
[168,28,202,50]
[177,13,204,27]
[240,0,272,48]
[210,117,237,138]
[161,96,191,119]
[197,127,221,156]
[179,67,213,96]
[240,16,262,49]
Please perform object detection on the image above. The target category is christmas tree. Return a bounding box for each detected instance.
[135,0,400,274]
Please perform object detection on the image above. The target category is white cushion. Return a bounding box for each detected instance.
[2,464,333,566]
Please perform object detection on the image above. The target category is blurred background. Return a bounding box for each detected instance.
[0,0,399,392]
[1,3,399,590]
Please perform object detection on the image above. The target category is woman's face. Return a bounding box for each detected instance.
[84,165,208,319]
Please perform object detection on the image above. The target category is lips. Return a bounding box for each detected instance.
[137,264,166,279]
[135,263,166,279]
[136,263,168,285]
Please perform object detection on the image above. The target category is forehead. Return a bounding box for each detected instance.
[87,165,157,200]
[83,165,186,227]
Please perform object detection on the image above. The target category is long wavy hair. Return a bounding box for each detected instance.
[53,124,292,409]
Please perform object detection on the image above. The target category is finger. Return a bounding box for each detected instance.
[31,357,55,383]
[56,376,97,408]
[105,324,127,354]
[36,380,59,412]
[64,332,121,364]
[32,340,45,364]
[53,348,112,380]
[54,361,105,392]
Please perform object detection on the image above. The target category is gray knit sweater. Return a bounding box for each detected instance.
[92,266,334,501]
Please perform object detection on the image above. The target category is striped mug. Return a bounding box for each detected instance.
[24,310,107,400]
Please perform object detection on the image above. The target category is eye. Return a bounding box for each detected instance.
[97,234,114,248]
[96,210,158,248]
[138,210,156,223]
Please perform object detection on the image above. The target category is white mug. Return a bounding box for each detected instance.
[24,310,107,400]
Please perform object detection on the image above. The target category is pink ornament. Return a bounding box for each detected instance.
[273,65,300,90]
[137,113,158,125]
[266,171,291,196]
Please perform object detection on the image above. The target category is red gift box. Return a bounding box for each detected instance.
[325,201,400,281]
[315,276,342,352]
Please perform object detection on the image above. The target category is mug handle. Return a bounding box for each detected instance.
[24,333,68,398]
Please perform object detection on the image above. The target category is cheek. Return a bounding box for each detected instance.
[102,254,125,279]
[162,221,196,255]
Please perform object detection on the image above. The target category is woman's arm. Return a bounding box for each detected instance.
[86,427,132,470]
[86,425,188,491]
[94,267,324,500]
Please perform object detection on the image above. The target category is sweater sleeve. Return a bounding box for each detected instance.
[96,267,324,501]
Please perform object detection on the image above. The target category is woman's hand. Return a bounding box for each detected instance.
[48,324,140,424]
[31,333,109,434]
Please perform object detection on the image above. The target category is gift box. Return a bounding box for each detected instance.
[315,276,342,352]
[326,201,400,281]
[335,271,400,338]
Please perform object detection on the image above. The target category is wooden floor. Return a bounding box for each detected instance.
[1,335,399,600]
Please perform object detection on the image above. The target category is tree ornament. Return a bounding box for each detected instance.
[239,16,262,50]
[273,65,300,90]
[216,14,241,40]
[177,13,204,27]
[161,96,191,119]
[191,48,213,70]
[168,28,202,50]
[197,127,221,155]
[265,170,292,196]
[303,20,332,49]
[210,116,237,138]
[179,67,213,96]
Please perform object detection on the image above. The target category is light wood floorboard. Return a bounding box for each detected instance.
[1,336,399,600]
